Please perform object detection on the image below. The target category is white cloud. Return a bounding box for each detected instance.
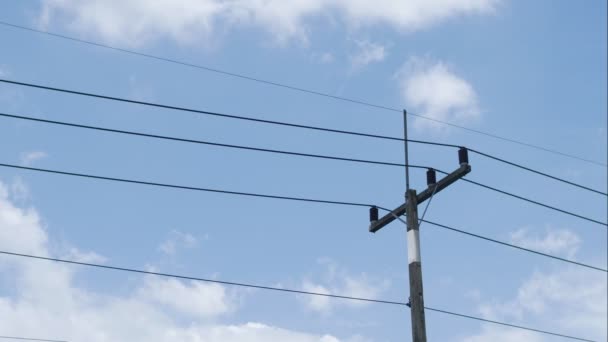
[350,40,387,70]
[463,326,543,342]
[301,259,390,314]
[138,277,231,318]
[510,227,581,259]
[39,0,225,47]
[19,151,48,167]
[396,56,480,132]
[39,0,498,47]
[64,247,108,264]
[9,177,30,202]
[465,267,607,342]
[158,230,199,256]
[0,180,362,341]
[302,282,332,313]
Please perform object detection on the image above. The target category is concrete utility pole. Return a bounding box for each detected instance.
[368,110,471,342]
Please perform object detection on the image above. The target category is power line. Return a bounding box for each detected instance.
[468,148,607,196]
[0,337,67,342]
[0,21,605,168]
[0,112,423,169]
[0,77,456,152]
[423,307,595,342]
[434,169,608,227]
[0,164,601,339]
[1,162,603,270]
[0,250,596,342]
[0,163,374,208]
[421,219,607,272]
[0,78,415,143]
[0,250,402,306]
[1,78,604,197]
[1,154,604,227]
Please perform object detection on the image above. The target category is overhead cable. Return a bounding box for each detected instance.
[0,337,67,342]
[421,219,607,272]
[0,78,604,196]
[0,250,596,342]
[0,22,605,168]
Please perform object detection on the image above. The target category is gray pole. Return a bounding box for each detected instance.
[406,188,427,342]
[403,109,410,191]
[369,111,469,341]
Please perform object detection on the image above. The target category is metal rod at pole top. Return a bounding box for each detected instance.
[403,109,410,191]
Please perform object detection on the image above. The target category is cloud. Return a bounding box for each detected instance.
[300,258,390,314]
[350,40,387,70]
[302,282,332,313]
[19,151,48,167]
[0,180,362,341]
[64,247,108,264]
[510,227,581,259]
[158,230,199,256]
[9,177,30,202]
[39,0,225,47]
[312,52,335,64]
[396,56,480,132]
[465,267,607,342]
[463,326,543,342]
[137,277,231,318]
[39,0,498,47]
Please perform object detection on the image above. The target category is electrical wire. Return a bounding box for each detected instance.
[421,219,607,272]
[0,20,605,168]
[2,161,606,268]
[417,184,437,227]
[0,337,67,342]
[423,307,595,342]
[377,206,605,272]
[468,148,607,196]
[434,169,608,227]
[0,78,453,150]
[0,163,601,339]
[0,112,423,169]
[0,250,596,342]
[0,78,604,197]
[0,154,604,227]
[0,163,374,208]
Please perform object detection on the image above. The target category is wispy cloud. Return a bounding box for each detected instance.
[158,230,200,256]
[64,247,108,264]
[396,56,480,132]
[466,267,607,341]
[19,151,48,166]
[138,276,232,318]
[350,40,387,70]
[39,0,499,47]
[300,258,390,314]
[510,227,581,259]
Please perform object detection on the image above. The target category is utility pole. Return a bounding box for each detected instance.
[368,110,471,342]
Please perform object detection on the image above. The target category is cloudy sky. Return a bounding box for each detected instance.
[0,1,606,341]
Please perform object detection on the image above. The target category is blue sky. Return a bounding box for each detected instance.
[0,1,606,341]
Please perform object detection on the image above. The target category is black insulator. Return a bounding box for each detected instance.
[426,168,437,186]
[459,147,469,164]
[369,206,379,222]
